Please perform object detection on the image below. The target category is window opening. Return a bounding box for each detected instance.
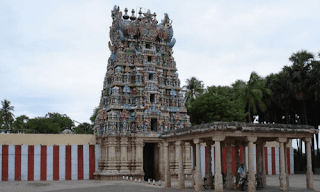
[150,94,155,103]
[151,118,157,131]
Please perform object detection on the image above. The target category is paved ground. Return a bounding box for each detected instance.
[0,174,319,192]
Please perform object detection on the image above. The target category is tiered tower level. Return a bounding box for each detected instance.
[94,6,190,135]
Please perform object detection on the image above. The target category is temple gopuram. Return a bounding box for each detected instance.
[93,5,318,192]
[93,5,191,181]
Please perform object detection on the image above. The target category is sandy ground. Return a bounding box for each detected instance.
[0,174,319,192]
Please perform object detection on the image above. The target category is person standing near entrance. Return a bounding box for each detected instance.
[238,163,247,191]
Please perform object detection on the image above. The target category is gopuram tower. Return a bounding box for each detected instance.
[93,5,191,181]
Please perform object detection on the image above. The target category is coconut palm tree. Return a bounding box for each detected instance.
[0,99,15,129]
[233,72,272,123]
[183,77,204,106]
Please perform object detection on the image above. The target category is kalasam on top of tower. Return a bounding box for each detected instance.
[93,5,191,136]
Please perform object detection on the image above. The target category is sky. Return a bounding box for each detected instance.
[1,0,320,125]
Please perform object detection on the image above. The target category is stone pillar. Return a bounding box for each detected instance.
[102,140,108,171]
[212,136,225,192]
[158,142,165,180]
[247,136,257,192]
[176,141,185,189]
[225,140,234,189]
[304,137,314,190]
[120,137,130,174]
[184,142,192,177]
[206,140,214,189]
[256,140,266,188]
[261,142,266,187]
[174,143,179,177]
[193,138,203,191]
[278,137,288,191]
[135,138,144,177]
[235,141,240,184]
[191,143,196,189]
[129,138,135,174]
[107,136,119,175]
[164,141,171,187]
[284,143,289,188]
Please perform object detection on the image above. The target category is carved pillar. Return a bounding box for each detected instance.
[247,136,257,192]
[164,141,171,187]
[129,137,136,174]
[191,143,196,189]
[120,137,130,174]
[169,144,176,178]
[278,137,288,191]
[102,138,108,171]
[135,138,144,176]
[225,139,234,189]
[176,141,185,189]
[206,140,214,189]
[158,142,165,180]
[213,136,225,192]
[304,137,314,190]
[256,140,266,188]
[184,142,192,176]
[174,142,180,177]
[107,136,119,174]
[193,138,203,191]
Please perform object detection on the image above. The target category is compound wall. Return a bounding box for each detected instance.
[0,134,100,181]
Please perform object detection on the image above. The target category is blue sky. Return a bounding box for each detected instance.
[1,0,320,126]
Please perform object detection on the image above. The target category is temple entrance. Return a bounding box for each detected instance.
[143,143,157,181]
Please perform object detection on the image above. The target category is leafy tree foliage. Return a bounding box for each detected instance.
[74,122,93,134]
[183,77,204,106]
[27,117,61,133]
[187,85,246,125]
[261,50,320,171]
[232,72,272,122]
[45,112,74,130]
[0,99,15,129]
[13,115,29,130]
[26,112,74,133]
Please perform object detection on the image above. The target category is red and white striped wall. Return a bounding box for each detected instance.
[191,146,294,177]
[0,145,101,181]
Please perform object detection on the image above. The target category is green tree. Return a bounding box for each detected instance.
[74,123,93,134]
[0,99,15,129]
[183,77,204,106]
[232,72,272,123]
[27,117,61,133]
[284,50,315,125]
[45,112,74,130]
[187,86,246,125]
[13,115,29,131]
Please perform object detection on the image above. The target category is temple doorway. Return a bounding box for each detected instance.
[143,143,159,181]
